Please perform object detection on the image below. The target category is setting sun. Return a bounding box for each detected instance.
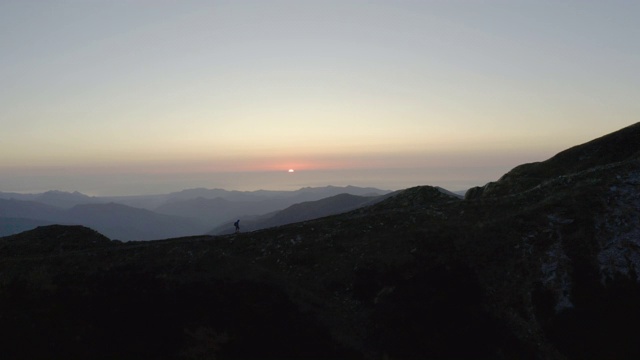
[288,169,295,173]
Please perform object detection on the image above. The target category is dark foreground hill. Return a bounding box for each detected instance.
[1,123,640,359]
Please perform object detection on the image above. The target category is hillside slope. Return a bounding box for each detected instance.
[0,200,207,240]
[65,203,207,241]
[466,122,640,199]
[210,192,389,235]
[1,123,639,359]
[156,186,392,228]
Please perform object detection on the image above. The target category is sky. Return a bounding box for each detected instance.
[1,0,638,195]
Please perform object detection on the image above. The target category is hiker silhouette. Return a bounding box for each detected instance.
[234,219,240,233]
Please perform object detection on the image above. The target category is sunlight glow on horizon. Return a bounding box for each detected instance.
[1,0,638,195]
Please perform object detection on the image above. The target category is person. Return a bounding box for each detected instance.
[234,219,240,233]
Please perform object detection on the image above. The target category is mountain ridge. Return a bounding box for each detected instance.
[1,123,639,359]
[210,192,392,235]
[466,122,640,199]
[0,185,392,239]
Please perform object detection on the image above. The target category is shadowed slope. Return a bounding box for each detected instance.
[467,122,640,199]
[1,123,640,359]
[211,193,389,235]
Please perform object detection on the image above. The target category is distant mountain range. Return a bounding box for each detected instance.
[209,187,463,235]
[0,186,392,240]
[1,123,640,358]
[210,192,392,235]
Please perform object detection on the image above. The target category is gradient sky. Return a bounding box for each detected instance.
[1,0,638,195]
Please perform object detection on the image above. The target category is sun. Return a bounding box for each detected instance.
[288,169,295,173]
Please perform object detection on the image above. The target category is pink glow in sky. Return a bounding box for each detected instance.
[1,1,638,195]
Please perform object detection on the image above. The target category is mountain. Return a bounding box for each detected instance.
[35,190,101,208]
[1,123,639,359]
[0,198,59,236]
[164,188,274,202]
[0,200,206,240]
[0,190,102,208]
[0,186,391,239]
[0,217,53,236]
[109,185,391,210]
[465,122,640,199]
[155,185,393,228]
[0,224,112,257]
[0,191,35,201]
[210,192,390,234]
[155,196,279,228]
[0,198,61,219]
[64,203,207,241]
[166,185,389,200]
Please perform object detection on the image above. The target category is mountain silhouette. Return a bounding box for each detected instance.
[210,192,391,234]
[0,200,206,240]
[64,203,206,241]
[1,123,639,359]
[155,186,392,228]
[466,122,640,199]
[0,186,391,239]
